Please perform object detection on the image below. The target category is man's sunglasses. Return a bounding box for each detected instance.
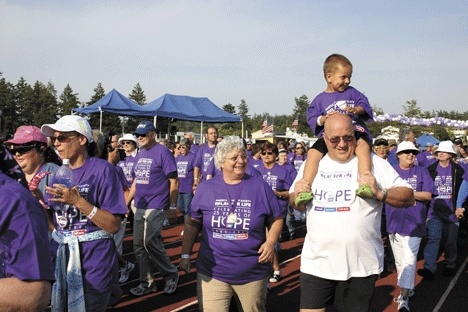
[9,145,38,155]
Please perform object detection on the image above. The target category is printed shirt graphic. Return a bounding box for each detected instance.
[257,163,293,211]
[190,174,284,284]
[306,86,373,137]
[117,154,137,187]
[46,157,127,292]
[386,165,438,237]
[195,143,216,180]
[292,155,411,280]
[133,144,177,209]
[176,153,195,193]
[428,164,457,222]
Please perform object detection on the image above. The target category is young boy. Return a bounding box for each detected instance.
[295,54,374,206]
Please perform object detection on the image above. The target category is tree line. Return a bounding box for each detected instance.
[1,73,466,141]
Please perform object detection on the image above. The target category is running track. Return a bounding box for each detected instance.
[109,217,468,312]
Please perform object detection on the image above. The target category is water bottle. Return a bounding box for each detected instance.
[54,159,73,212]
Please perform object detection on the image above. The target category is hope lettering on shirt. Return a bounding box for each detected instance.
[55,184,91,231]
[177,161,188,178]
[135,158,152,184]
[211,199,252,239]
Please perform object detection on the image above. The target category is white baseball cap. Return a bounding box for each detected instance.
[41,115,93,143]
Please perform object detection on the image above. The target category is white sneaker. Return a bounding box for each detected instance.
[163,218,170,227]
[119,261,135,283]
[396,295,410,312]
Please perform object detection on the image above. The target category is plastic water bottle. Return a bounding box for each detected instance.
[54,159,73,212]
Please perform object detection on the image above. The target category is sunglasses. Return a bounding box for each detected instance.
[121,141,134,145]
[399,150,417,155]
[374,146,388,151]
[325,135,355,145]
[135,133,147,138]
[49,134,77,143]
[296,146,304,150]
[261,151,274,156]
[9,145,37,155]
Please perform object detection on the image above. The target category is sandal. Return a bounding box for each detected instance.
[295,191,313,206]
[356,183,374,199]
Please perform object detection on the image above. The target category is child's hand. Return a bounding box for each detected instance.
[344,106,361,115]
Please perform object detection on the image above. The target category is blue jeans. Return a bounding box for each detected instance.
[423,217,459,272]
[177,192,193,216]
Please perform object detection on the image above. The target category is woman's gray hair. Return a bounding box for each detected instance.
[214,136,246,170]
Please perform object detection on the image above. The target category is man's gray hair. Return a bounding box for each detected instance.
[399,127,413,142]
[214,136,245,170]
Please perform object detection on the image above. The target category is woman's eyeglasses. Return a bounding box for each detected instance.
[9,145,37,155]
[121,141,133,145]
[261,151,274,156]
[49,134,77,143]
[178,146,186,149]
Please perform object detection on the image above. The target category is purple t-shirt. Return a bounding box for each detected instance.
[248,157,263,169]
[306,86,373,137]
[117,154,137,187]
[176,153,196,194]
[133,143,177,209]
[195,143,217,181]
[288,153,307,172]
[47,157,127,292]
[428,164,458,222]
[386,165,438,237]
[257,163,293,212]
[190,174,284,284]
[0,172,55,281]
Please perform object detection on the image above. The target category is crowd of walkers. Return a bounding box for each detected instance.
[1,114,468,311]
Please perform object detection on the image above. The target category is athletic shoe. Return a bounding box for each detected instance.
[356,183,374,198]
[163,218,170,227]
[119,261,135,283]
[294,191,313,206]
[395,295,410,312]
[269,273,282,283]
[443,267,456,276]
[164,274,179,294]
[417,268,435,280]
[130,283,157,296]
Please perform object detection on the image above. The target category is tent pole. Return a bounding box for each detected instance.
[99,107,102,133]
[200,121,203,144]
[154,116,158,140]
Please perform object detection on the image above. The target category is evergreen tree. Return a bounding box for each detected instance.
[59,84,80,117]
[292,95,312,136]
[126,82,148,133]
[222,103,236,114]
[403,99,422,117]
[14,77,34,126]
[0,73,17,135]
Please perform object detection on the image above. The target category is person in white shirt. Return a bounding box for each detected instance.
[290,113,414,312]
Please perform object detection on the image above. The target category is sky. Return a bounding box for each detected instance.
[1,0,467,117]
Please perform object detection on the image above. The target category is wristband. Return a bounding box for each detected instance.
[170,204,177,210]
[181,254,190,259]
[380,188,388,202]
[88,206,98,219]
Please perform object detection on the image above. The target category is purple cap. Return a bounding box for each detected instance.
[4,125,48,145]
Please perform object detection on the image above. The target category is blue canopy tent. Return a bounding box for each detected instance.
[73,89,146,132]
[140,94,241,123]
[139,94,241,140]
[416,134,440,148]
